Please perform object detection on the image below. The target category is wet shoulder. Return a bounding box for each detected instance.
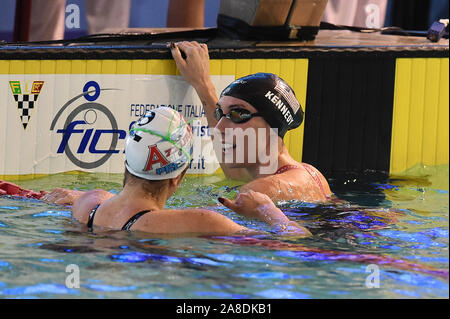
[299,163,332,197]
[240,165,332,201]
[72,189,114,223]
[130,208,245,234]
[239,174,282,198]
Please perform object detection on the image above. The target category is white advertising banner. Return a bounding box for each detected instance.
[0,74,235,176]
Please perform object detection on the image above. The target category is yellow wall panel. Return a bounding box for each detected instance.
[24,60,40,74]
[0,60,9,73]
[407,58,426,169]
[101,60,117,74]
[220,59,236,76]
[55,60,71,74]
[422,58,440,166]
[235,59,251,78]
[131,60,147,74]
[250,59,266,74]
[116,60,132,74]
[390,58,449,174]
[9,60,25,74]
[86,60,102,74]
[40,60,56,74]
[210,60,222,75]
[391,59,410,173]
[157,59,177,75]
[145,60,162,74]
[71,60,87,74]
[436,58,449,165]
[278,59,296,153]
[289,59,309,163]
[264,59,281,75]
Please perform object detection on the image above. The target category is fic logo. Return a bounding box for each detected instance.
[50,81,126,169]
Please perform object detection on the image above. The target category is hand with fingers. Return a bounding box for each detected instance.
[168,40,220,128]
[41,188,85,206]
[168,41,213,92]
[218,190,312,237]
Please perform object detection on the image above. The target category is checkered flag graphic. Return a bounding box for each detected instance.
[13,94,38,129]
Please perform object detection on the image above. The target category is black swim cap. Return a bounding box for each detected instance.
[220,73,304,138]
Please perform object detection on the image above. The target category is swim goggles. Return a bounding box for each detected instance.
[214,105,263,124]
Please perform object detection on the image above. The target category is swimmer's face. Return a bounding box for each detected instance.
[215,96,277,168]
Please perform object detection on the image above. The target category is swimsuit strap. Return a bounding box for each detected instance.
[274,165,301,175]
[87,204,100,230]
[274,163,329,198]
[302,163,328,198]
[122,210,153,231]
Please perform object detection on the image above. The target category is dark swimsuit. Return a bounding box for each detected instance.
[87,204,152,231]
[274,164,329,198]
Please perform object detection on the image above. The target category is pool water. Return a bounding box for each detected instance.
[0,165,448,299]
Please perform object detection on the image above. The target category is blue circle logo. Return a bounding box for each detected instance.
[83,81,101,102]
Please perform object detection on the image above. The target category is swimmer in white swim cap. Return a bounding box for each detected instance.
[43,107,311,236]
[125,106,194,181]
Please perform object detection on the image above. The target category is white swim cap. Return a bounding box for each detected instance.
[125,107,193,180]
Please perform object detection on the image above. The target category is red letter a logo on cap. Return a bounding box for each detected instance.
[144,145,169,171]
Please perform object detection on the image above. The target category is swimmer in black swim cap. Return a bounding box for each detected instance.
[170,41,332,203]
[220,73,304,138]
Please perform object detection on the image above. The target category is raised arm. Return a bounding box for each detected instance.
[169,41,251,181]
[218,190,312,237]
[169,41,218,128]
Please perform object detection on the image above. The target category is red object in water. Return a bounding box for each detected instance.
[0,180,46,199]
[13,0,33,42]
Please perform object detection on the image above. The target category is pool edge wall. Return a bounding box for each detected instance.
[0,45,448,178]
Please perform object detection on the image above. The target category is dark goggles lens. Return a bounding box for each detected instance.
[214,107,259,124]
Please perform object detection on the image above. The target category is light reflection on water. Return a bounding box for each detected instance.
[0,165,448,298]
